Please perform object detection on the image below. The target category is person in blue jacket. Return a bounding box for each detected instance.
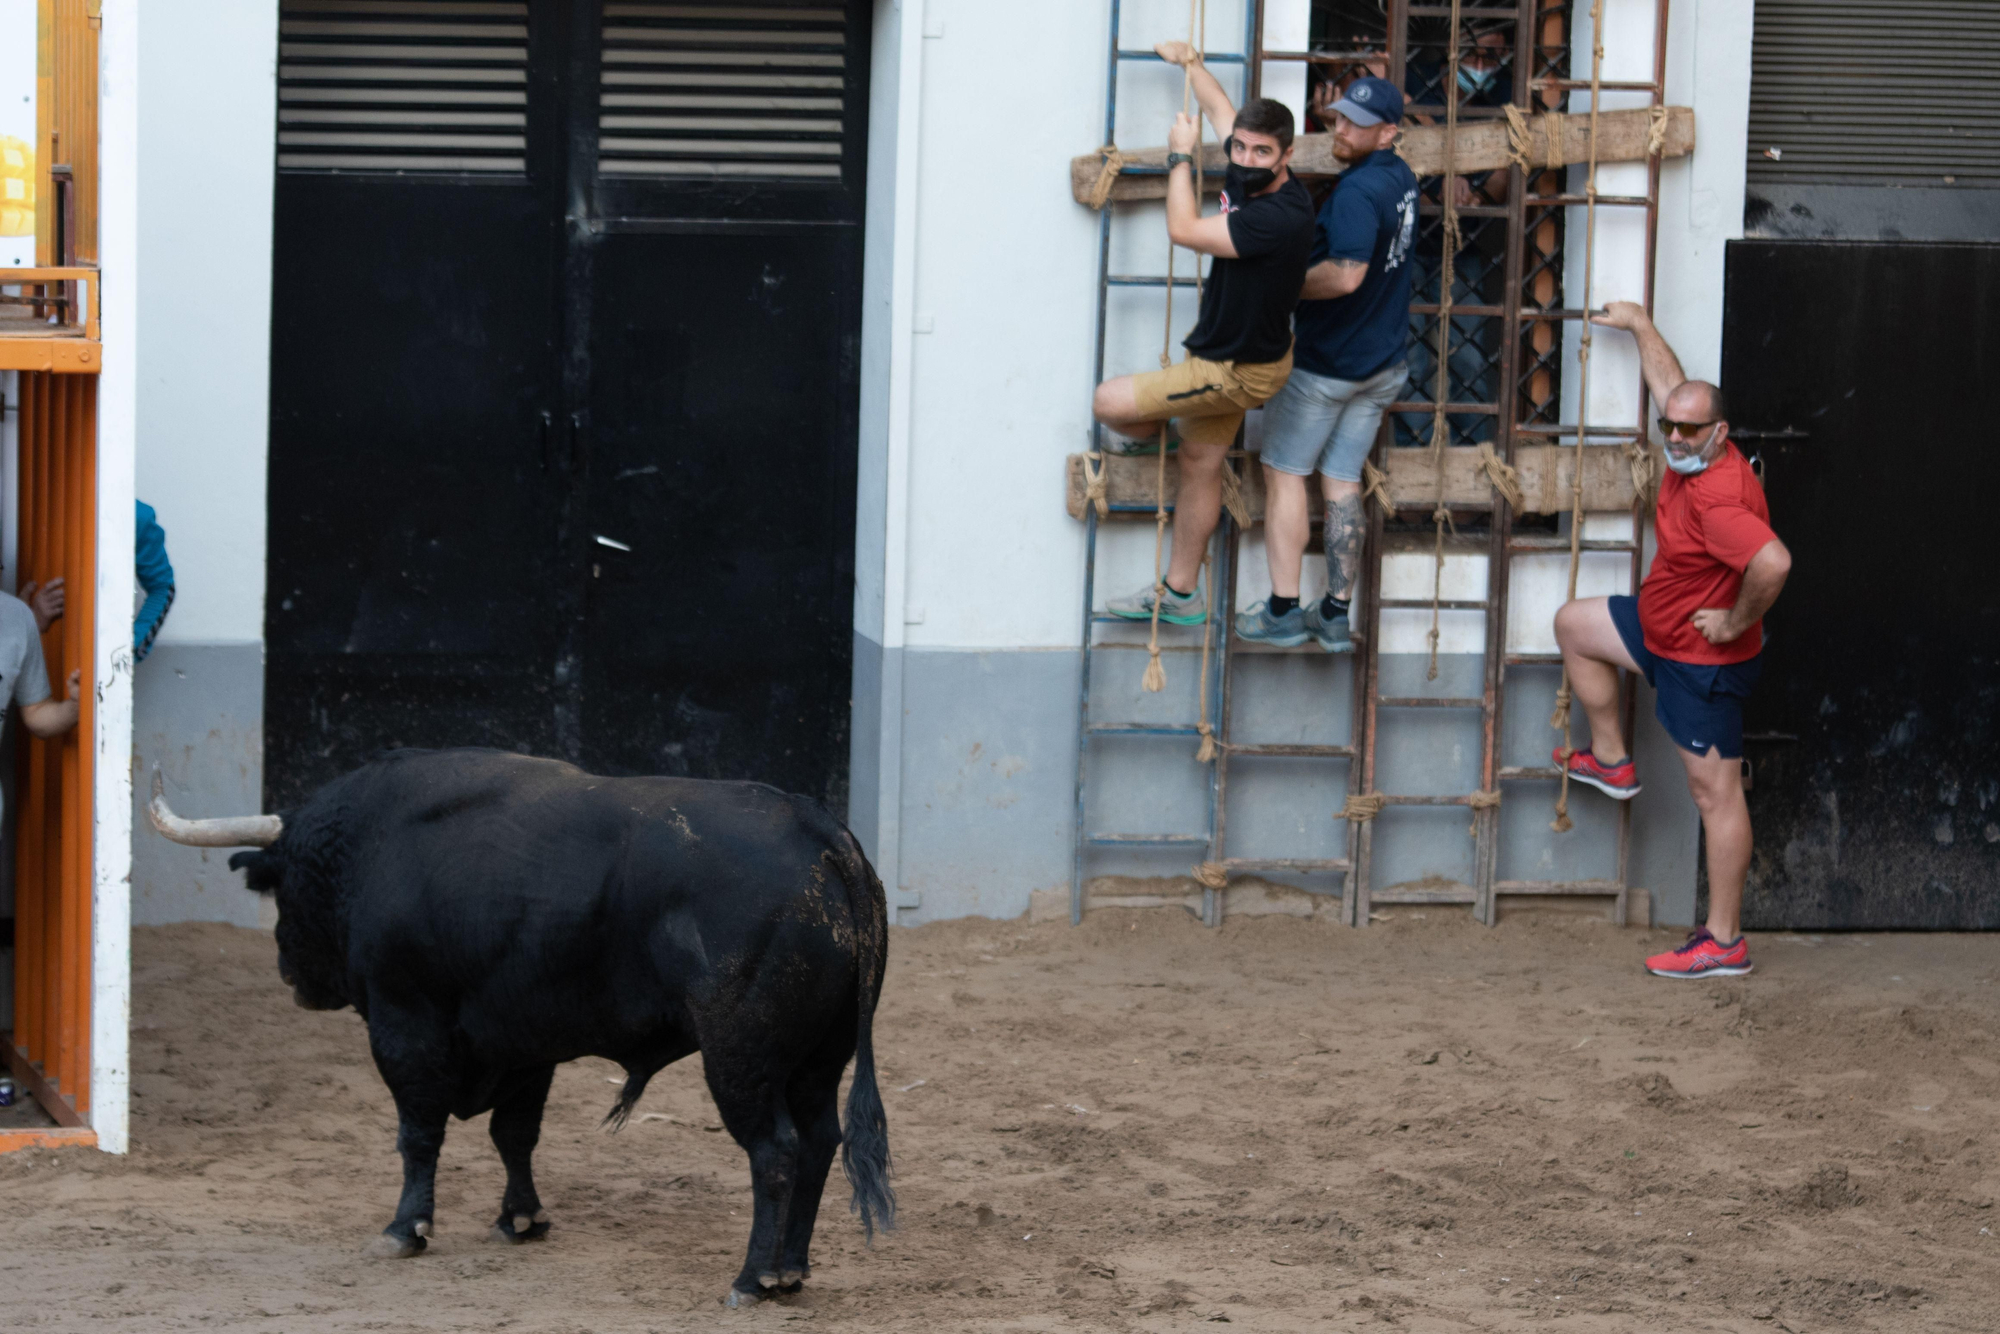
[133,500,175,661]
[24,500,174,660]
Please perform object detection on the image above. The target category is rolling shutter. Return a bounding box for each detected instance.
[598,3,850,181]
[277,0,529,175]
[1749,0,2000,186]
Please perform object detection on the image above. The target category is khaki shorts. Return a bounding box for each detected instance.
[1127,348,1294,449]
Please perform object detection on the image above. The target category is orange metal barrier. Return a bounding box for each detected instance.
[7,371,96,1126]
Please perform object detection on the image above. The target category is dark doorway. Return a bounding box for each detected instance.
[1722,240,2000,929]
[266,0,868,810]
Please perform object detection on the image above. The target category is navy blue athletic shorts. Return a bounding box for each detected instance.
[1608,594,1762,759]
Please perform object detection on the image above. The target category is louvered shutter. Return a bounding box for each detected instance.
[598,3,851,181]
[278,0,530,175]
[1749,0,2000,186]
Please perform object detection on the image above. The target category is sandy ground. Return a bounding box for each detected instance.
[3,910,1998,1332]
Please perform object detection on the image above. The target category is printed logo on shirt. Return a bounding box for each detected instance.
[1384,188,1417,272]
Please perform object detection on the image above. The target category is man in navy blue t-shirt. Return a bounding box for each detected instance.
[1236,76,1418,653]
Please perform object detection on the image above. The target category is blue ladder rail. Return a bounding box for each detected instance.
[1071,0,1256,927]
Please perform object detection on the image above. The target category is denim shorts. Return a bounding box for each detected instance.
[1258,360,1407,482]
[1609,594,1763,759]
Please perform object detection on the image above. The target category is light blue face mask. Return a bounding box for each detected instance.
[1663,424,1721,475]
[1457,65,1498,96]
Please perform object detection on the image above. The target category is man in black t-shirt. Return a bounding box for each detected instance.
[1093,43,1316,626]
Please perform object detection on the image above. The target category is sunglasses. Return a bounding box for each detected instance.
[1657,417,1718,440]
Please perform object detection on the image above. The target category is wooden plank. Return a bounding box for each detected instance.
[1066,442,1662,521]
[0,338,102,372]
[0,1127,97,1154]
[1071,106,1694,206]
[3,1033,86,1128]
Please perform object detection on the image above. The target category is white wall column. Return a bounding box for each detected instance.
[92,0,141,1156]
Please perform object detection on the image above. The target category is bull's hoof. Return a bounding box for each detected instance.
[488,1211,552,1245]
[725,1286,767,1308]
[366,1230,428,1260]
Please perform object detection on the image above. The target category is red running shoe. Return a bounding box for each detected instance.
[1646,928,1753,979]
[1556,747,1641,800]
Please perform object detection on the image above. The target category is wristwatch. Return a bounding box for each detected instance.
[1166,152,1195,170]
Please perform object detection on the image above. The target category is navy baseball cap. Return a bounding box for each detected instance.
[1331,76,1404,127]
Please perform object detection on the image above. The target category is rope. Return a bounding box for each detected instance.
[1543,111,1567,169]
[1622,437,1657,506]
[1341,791,1386,822]
[1476,441,1524,511]
[1192,861,1229,890]
[1466,786,1501,836]
[1085,144,1127,210]
[1142,0,1211,698]
[1646,105,1669,158]
[1502,105,1534,172]
[1550,0,1607,836]
[1423,0,1465,683]
[1082,449,1109,517]
[1361,458,1395,515]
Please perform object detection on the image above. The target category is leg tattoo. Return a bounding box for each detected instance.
[1324,490,1363,603]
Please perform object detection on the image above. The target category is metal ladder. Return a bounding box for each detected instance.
[1070,0,1255,926]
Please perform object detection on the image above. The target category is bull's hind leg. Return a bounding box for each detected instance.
[774,1063,844,1289]
[705,1055,802,1305]
[488,1064,555,1245]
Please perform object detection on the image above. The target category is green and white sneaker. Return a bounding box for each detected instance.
[1303,598,1355,653]
[1234,599,1309,647]
[1106,580,1205,625]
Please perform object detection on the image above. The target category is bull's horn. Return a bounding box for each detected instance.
[147,769,283,848]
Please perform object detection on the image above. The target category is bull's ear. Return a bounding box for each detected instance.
[228,849,278,891]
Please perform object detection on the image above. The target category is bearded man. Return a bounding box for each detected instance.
[1234,76,1418,652]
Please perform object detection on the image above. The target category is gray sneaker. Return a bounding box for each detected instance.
[1107,580,1206,625]
[1235,599,1309,647]
[1303,598,1355,653]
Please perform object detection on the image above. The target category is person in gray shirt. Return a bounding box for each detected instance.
[0,586,82,807]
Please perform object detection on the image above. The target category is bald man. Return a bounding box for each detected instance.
[1554,301,1792,980]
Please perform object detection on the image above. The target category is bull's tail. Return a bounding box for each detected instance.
[823,819,895,1241]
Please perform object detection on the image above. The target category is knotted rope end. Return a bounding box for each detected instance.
[1085,145,1127,211]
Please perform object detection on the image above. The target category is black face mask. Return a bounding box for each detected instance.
[1224,141,1278,201]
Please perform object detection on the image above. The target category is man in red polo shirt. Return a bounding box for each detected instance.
[1552,301,1793,979]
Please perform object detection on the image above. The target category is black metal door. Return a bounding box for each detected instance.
[1722,240,2000,929]
[267,0,866,809]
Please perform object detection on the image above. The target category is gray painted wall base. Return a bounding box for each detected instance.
[130,641,270,928]
[847,644,1699,926]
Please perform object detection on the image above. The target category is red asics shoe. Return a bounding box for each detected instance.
[1646,928,1753,979]
[1556,747,1641,800]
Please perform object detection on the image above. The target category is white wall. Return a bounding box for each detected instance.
[95,0,142,1158]
[128,0,276,931]
[135,0,276,647]
[871,0,1252,654]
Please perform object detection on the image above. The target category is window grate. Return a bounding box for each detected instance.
[598,2,851,182]
[277,0,530,176]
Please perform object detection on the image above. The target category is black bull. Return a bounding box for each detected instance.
[223,748,893,1301]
